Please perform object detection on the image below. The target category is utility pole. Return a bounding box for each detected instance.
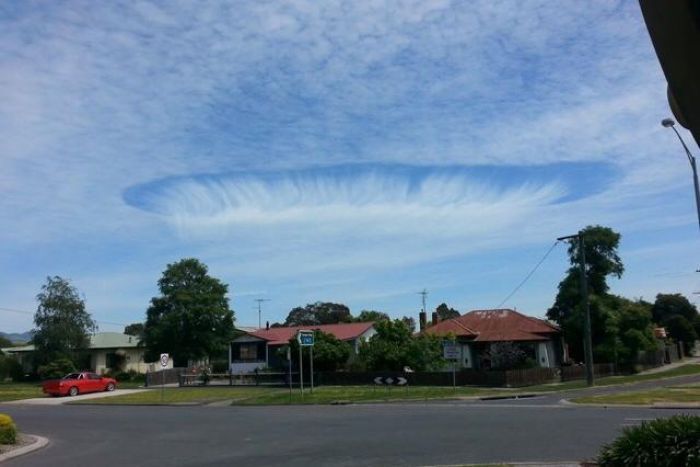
[557,232,595,386]
[254,298,270,329]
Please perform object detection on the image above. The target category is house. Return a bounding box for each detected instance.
[229,322,376,373]
[424,309,565,369]
[1,332,172,374]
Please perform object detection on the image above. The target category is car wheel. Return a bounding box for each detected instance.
[69,386,79,397]
[106,383,115,392]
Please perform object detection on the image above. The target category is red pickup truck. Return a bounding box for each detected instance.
[42,372,117,397]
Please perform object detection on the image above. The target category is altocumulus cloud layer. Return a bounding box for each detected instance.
[1,1,699,329]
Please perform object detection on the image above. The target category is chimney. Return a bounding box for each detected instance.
[431,312,439,326]
[266,321,270,330]
[419,311,427,332]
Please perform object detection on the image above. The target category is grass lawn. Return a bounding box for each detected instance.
[573,383,700,405]
[233,385,498,405]
[70,385,501,405]
[526,363,700,393]
[0,383,43,402]
[70,386,285,405]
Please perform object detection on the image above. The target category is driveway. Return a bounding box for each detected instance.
[2,389,150,406]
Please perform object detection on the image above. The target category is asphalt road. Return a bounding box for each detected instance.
[1,402,695,466]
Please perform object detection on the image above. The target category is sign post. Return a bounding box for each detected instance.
[297,330,315,396]
[159,353,169,402]
[443,341,458,391]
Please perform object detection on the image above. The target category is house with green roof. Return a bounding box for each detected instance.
[2,332,170,374]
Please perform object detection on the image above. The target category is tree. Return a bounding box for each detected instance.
[487,342,529,370]
[284,302,352,326]
[124,323,144,338]
[652,294,699,352]
[547,226,626,361]
[358,319,444,371]
[32,276,96,367]
[142,258,235,366]
[288,331,352,372]
[435,303,460,321]
[354,310,390,322]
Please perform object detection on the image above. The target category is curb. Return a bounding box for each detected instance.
[0,434,49,463]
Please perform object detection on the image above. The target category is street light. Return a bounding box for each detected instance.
[662,118,700,232]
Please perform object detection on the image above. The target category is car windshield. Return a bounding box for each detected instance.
[62,373,80,380]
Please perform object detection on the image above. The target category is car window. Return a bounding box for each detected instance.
[88,373,101,380]
[63,373,80,380]
[78,373,84,380]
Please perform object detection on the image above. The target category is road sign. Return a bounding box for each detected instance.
[443,341,459,360]
[297,330,315,346]
[373,376,408,386]
[160,353,169,368]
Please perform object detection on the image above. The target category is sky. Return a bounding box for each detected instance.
[1,0,699,333]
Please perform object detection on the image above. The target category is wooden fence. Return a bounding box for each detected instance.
[145,367,186,387]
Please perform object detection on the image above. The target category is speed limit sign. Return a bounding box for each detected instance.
[160,353,169,368]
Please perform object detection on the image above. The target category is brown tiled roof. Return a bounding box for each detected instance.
[245,322,375,345]
[425,309,559,342]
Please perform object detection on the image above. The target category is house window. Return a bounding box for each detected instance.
[239,344,259,361]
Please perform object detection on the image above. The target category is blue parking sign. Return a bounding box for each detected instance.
[297,331,315,346]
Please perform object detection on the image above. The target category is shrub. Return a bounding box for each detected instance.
[0,414,17,445]
[598,415,700,466]
[37,357,76,380]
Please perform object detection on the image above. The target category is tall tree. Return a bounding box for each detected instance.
[284,302,352,326]
[435,303,460,321]
[545,226,657,364]
[547,225,624,324]
[354,310,390,323]
[32,276,96,366]
[142,258,235,366]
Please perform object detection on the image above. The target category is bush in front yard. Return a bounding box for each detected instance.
[37,357,76,380]
[0,414,17,445]
[598,415,700,466]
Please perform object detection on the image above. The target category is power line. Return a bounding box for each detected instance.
[0,306,129,327]
[496,241,560,309]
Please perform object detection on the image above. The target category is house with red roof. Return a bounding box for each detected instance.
[229,322,376,373]
[424,309,565,370]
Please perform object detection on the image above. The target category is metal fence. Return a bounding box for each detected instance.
[178,371,295,387]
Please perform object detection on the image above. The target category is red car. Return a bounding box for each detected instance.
[42,372,117,397]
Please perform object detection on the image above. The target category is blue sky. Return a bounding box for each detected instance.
[1,0,699,332]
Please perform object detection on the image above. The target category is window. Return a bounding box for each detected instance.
[239,343,259,361]
[88,373,101,380]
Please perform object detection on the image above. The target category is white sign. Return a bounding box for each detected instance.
[373,376,408,386]
[160,353,169,368]
[443,342,459,360]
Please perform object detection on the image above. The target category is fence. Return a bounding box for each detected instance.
[178,371,294,387]
[145,367,186,387]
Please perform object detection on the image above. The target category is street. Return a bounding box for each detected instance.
[1,401,694,466]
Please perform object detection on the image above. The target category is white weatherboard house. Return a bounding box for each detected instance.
[2,332,173,374]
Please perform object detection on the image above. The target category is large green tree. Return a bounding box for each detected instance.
[547,226,655,364]
[32,276,96,367]
[358,319,444,371]
[142,258,235,366]
[284,302,352,326]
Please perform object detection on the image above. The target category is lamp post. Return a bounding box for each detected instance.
[557,232,594,386]
[662,118,700,232]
